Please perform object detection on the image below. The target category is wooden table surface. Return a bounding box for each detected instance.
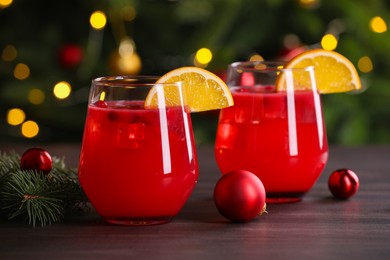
[1,144,390,259]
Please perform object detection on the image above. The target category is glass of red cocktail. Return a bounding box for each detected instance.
[79,76,198,225]
[215,61,328,203]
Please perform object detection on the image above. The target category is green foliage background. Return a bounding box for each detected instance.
[1,0,389,145]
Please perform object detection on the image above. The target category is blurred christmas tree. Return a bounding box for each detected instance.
[1,0,390,145]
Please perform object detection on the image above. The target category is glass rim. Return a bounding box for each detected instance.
[92,75,182,87]
[229,61,315,72]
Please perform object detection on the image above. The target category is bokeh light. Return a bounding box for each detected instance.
[119,38,135,56]
[358,56,373,73]
[111,39,142,75]
[28,89,45,105]
[0,0,13,8]
[53,81,72,99]
[321,34,338,51]
[195,48,213,65]
[1,44,17,61]
[298,0,320,9]
[13,63,30,80]
[249,54,264,61]
[122,5,136,21]
[7,108,25,126]
[21,120,39,138]
[90,11,107,30]
[369,16,387,33]
[283,34,301,49]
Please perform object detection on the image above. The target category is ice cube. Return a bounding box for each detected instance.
[215,121,238,150]
[116,122,145,149]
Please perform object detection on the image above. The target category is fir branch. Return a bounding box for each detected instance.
[0,151,89,227]
[49,161,89,209]
[1,170,65,227]
[0,151,20,186]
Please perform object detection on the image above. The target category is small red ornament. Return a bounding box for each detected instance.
[58,44,84,68]
[20,148,52,174]
[328,169,359,199]
[214,170,266,223]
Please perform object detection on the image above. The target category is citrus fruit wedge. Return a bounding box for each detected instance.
[145,67,234,112]
[275,49,362,94]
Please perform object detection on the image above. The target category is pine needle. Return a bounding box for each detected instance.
[1,170,64,227]
[0,151,88,227]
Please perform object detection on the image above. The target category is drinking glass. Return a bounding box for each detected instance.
[214,61,329,203]
[78,76,198,225]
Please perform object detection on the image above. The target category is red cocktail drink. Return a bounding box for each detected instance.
[215,62,328,202]
[79,77,198,225]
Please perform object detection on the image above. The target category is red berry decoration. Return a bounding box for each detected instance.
[20,148,52,174]
[214,170,266,223]
[328,169,359,199]
[94,100,108,108]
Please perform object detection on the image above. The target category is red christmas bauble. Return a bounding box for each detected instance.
[328,169,359,199]
[20,148,52,174]
[214,170,266,222]
[58,44,84,68]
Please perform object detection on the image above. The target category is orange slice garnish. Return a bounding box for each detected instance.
[276,49,362,93]
[145,67,233,112]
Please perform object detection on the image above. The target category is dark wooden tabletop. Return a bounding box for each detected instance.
[1,144,390,259]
